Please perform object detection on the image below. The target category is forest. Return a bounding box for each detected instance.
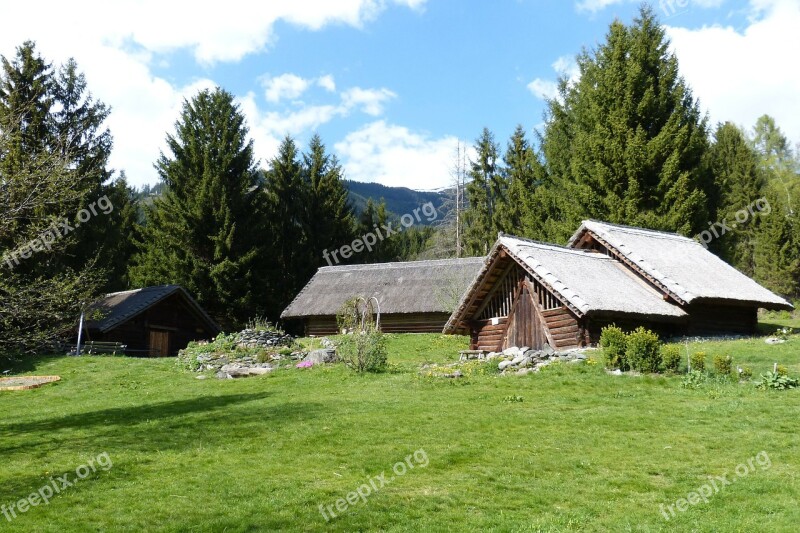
[1,7,797,354]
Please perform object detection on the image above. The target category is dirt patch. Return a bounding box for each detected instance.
[0,375,61,391]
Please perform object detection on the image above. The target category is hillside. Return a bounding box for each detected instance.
[345,180,447,223]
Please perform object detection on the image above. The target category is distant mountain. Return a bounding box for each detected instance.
[344,180,448,224]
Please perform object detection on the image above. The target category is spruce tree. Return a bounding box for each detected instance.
[263,135,306,315]
[464,128,502,254]
[706,122,765,275]
[494,125,546,236]
[301,134,355,278]
[129,88,266,328]
[540,6,713,240]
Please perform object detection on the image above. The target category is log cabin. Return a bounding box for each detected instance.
[82,285,220,356]
[281,258,485,336]
[445,223,792,352]
[567,220,792,335]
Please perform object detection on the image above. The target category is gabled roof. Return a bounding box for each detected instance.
[86,285,221,334]
[568,220,792,310]
[444,235,687,333]
[281,257,486,318]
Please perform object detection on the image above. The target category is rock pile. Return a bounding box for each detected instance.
[236,329,295,349]
[462,344,589,375]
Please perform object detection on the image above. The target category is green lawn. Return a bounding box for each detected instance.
[1,331,799,532]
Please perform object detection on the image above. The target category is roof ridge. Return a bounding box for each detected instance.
[317,257,484,272]
[501,234,614,259]
[584,219,697,243]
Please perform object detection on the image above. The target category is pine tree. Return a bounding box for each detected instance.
[129,88,266,328]
[752,193,800,297]
[540,6,713,240]
[263,135,307,315]
[707,122,765,275]
[301,134,355,278]
[494,125,546,236]
[464,128,502,254]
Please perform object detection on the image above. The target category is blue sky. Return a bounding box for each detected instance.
[1,0,797,190]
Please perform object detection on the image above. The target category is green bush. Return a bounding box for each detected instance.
[738,366,753,381]
[713,355,733,376]
[625,327,662,373]
[690,351,706,372]
[756,371,799,390]
[600,325,629,371]
[337,330,387,372]
[335,297,387,372]
[660,345,682,373]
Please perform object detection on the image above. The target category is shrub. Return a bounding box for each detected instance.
[776,364,789,376]
[660,345,682,373]
[336,297,387,372]
[600,325,628,371]
[681,370,707,389]
[737,366,753,381]
[713,355,733,376]
[756,371,799,390]
[625,327,661,373]
[690,351,706,372]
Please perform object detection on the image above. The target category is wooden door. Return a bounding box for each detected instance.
[506,284,546,350]
[149,330,171,357]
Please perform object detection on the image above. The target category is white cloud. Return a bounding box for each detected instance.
[576,0,723,16]
[527,55,580,101]
[341,87,397,116]
[262,73,311,103]
[318,74,337,92]
[0,0,425,187]
[526,79,559,100]
[334,120,464,190]
[666,0,800,142]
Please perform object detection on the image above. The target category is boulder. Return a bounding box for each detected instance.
[511,354,526,366]
[305,349,337,365]
[542,343,555,356]
[503,346,522,358]
[498,360,514,371]
[765,337,786,345]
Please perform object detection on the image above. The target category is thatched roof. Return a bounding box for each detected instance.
[86,285,220,334]
[568,220,792,310]
[444,236,687,333]
[281,258,486,318]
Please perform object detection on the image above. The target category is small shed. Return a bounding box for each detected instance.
[82,285,220,356]
[444,236,688,351]
[281,258,485,336]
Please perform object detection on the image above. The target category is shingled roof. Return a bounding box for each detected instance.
[568,220,792,310]
[86,285,220,334]
[444,236,687,333]
[281,258,486,318]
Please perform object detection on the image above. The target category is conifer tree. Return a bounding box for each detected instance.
[494,125,545,236]
[540,6,713,240]
[707,122,765,275]
[300,134,355,278]
[129,88,266,328]
[464,128,502,254]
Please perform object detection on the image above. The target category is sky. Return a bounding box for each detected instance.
[1,0,798,191]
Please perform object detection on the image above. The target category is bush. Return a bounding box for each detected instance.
[756,371,799,390]
[335,297,387,372]
[738,366,753,381]
[625,327,662,373]
[690,352,706,372]
[660,345,682,373]
[600,325,629,371]
[713,355,733,376]
[336,331,387,372]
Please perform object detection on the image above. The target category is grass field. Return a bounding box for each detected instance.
[1,327,799,532]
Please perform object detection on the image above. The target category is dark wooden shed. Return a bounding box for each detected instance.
[281,258,485,336]
[82,285,220,356]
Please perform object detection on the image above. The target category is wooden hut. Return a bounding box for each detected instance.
[83,285,220,356]
[567,220,792,334]
[444,236,688,351]
[281,258,485,336]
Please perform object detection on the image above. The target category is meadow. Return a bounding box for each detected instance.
[1,324,799,532]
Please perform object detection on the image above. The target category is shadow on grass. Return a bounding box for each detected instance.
[0,354,65,375]
[2,393,272,435]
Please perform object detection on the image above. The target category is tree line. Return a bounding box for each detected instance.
[457,7,799,300]
[1,6,798,354]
